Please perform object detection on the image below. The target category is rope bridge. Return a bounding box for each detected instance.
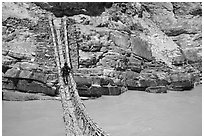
[49,16,108,136]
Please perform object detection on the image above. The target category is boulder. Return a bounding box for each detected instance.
[4,67,20,78]
[81,40,102,52]
[77,85,92,97]
[88,85,103,97]
[168,80,194,91]
[113,78,124,86]
[99,52,121,68]
[138,79,157,88]
[101,85,121,95]
[121,71,141,89]
[7,51,31,60]
[31,71,47,84]
[91,76,102,86]
[127,56,143,72]
[18,70,32,79]
[168,72,194,91]
[2,55,17,66]
[183,49,202,63]
[2,78,16,90]
[18,62,40,71]
[109,31,130,49]
[79,51,98,67]
[74,75,92,87]
[100,77,115,86]
[141,2,176,31]
[131,36,153,60]
[17,80,56,96]
[127,64,142,73]
[172,2,202,16]
[103,68,116,77]
[145,86,167,93]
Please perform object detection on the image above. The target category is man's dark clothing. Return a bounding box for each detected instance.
[61,63,71,85]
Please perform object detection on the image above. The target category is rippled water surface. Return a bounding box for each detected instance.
[83,85,202,136]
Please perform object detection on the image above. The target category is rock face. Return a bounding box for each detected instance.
[2,2,202,100]
[2,3,60,98]
[143,2,202,66]
[3,67,56,96]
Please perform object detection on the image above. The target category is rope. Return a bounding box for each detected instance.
[49,15,108,136]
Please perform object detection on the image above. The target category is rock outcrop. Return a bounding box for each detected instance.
[2,2,202,101]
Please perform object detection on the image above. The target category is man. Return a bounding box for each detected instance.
[61,62,71,85]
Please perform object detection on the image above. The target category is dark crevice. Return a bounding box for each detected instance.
[34,2,113,17]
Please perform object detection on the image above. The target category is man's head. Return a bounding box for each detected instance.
[64,62,68,66]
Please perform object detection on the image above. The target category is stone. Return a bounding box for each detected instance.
[138,79,157,88]
[31,71,47,84]
[103,68,116,77]
[4,67,20,78]
[127,64,142,73]
[17,80,56,96]
[130,36,153,60]
[2,50,9,56]
[113,78,123,86]
[2,55,17,66]
[100,77,115,86]
[101,85,121,95]
[168,80,194,91]
[109,31,130,49]
[172,55,185,66]
[74,75,92,87]
[172,2,201,16]
[125,79,139,89]
[18,70,32,79]
[91,76,102,86]
[7,51,31,60]
[108,86,121,95]
[19,62,40,71]
[168,72,194,91]
[183,49,202,63]
[145,86,167,93]
[79,51,98,67]
[88,85,103,97]
[77,85,91,97]
[2,78,16,90]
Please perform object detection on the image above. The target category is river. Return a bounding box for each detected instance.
[83,85,202,136]
[2,85,202,136]
[2,100,65,136]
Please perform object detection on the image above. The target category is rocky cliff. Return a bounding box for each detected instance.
[2,2,202,100]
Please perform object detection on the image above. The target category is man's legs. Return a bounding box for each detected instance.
[63,77,66,84]
[65,76,69,85]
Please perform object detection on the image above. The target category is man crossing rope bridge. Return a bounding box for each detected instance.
[61,62,72,85]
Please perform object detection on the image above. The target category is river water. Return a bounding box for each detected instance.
[2,100,65,136]
[83,85,202,136]
[2,85,202,136]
